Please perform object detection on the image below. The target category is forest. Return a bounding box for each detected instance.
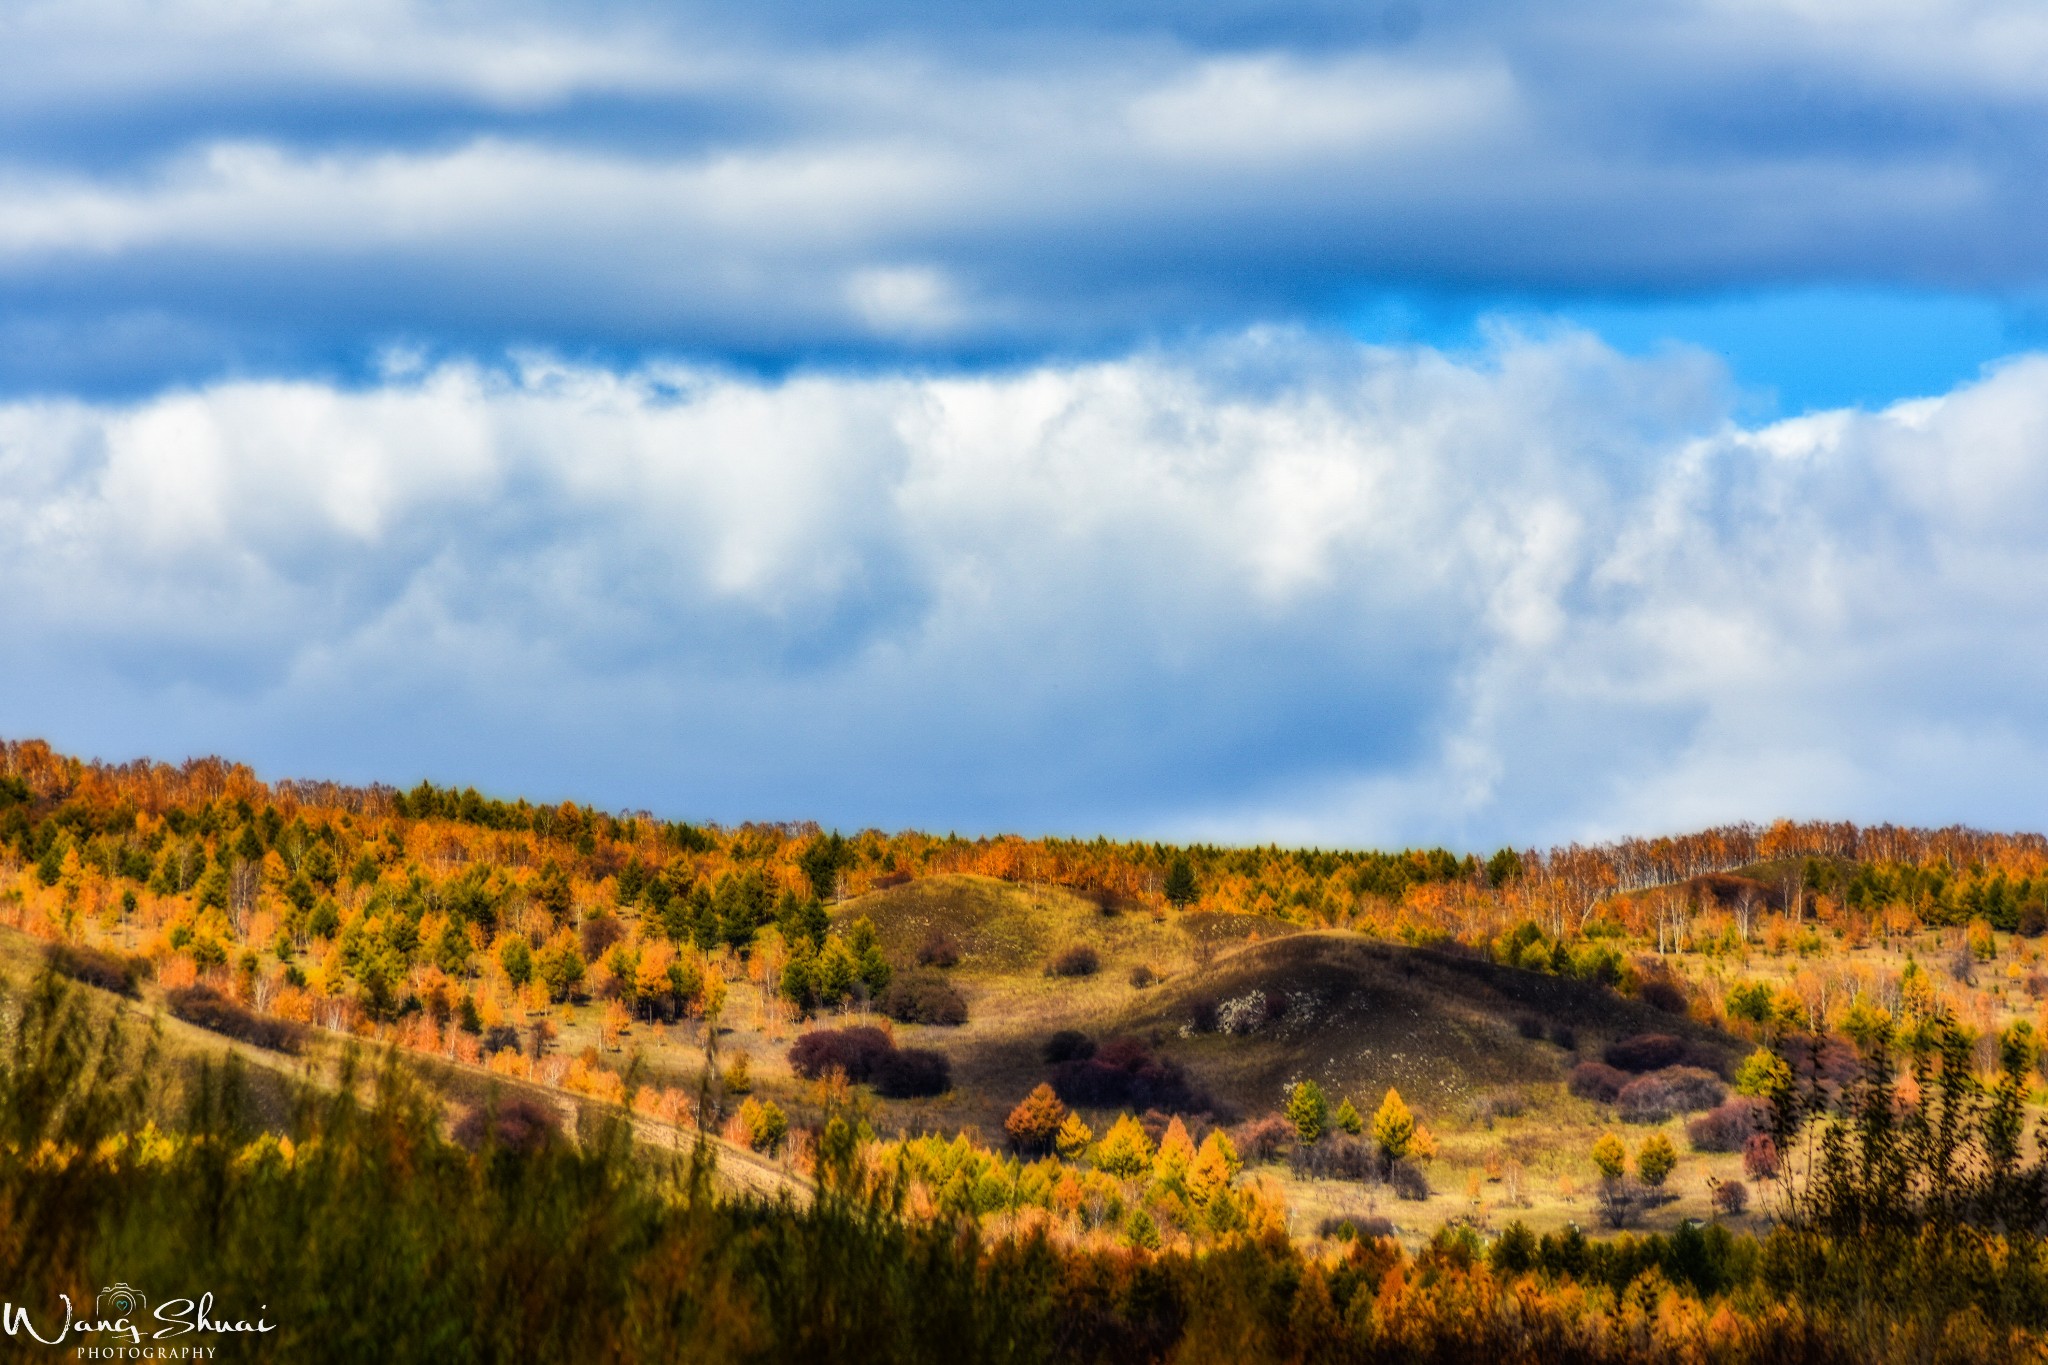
[7,736,2048,1361]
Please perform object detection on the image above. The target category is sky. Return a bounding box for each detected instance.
[4,0,2048,849]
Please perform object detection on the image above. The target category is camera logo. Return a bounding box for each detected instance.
[95,1283,146,1318]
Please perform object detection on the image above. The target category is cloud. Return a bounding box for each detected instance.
[5,329,2047,845]
[0,0,2046,384]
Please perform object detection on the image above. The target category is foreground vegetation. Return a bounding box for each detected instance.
[6,969,2048,1363]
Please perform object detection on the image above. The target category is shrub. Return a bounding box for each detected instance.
[1515,1015,1545,1041]
[915,931,962,968]
[873,1048,951,1098]
[1637,978,1689,1015]
[165,985,304,1054]
[2021,904,2048,939]
[1050,1037,1207,1113]
[1688,1097,1769,1152]
[1295,1134,1374,1181]
[1388,1158,1431,1201]
[1615,1067,1726,1123]
[1550,1023,1579,1051]
[879,970,968,1026]
[452,1096,561,1156]
[1128,964,1157,989]
[1046,945,1100,978]
[1041,1029,1096,1065]
[1233,1115,1293,1163]
[1711,1177,1750,1217]
[45,943,141,997]
[1743,1133,1781,1182]
[788,1026,895,1083]
[1603,1034,1688,1073]
[1186,997,1220,1033]
[1569,1061,1629,1103]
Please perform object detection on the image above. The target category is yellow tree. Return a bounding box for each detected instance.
[1094,1114,1154,1179]
[1054,1112,1094,1160]
[1187,1130,1242,1207]
[1591,1131,1628,1181]
[1155,1116,1197,1190]
[1371,1088,1417,1164]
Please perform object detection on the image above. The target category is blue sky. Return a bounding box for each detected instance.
[4,0,2048,847]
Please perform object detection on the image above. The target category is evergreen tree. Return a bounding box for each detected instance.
[1286,1080,1329,1145]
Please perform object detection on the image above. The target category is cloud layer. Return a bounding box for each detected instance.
[5,330,2045,845]
[3,0,2047,386]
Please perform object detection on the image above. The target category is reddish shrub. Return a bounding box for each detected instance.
[1603,1034,1688,1073]
[788,1026,895,1083]
[1637,978,1689,1015]
[1233,1115,1294,1163]
[452,1096,562,1156]
[1569,1061,1630,1103]
[1743,1133,1781,1181]
[1616,1067,1726,1123]
[1051,1036,1205,1113]
[1688,1098,1769,1152]
[916,931,961,968]
[166,985,304,1054]
[46,943,142,997]
[1046,945,1100,978]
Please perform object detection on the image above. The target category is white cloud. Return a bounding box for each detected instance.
[5,330,2048,843]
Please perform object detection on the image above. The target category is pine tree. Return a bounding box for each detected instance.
[1591,1131,1628,1181]
[1286,1080,1329,1145]
[1094,1114,1154,1178]
[1055,1112,1094,1160]
[1370,1088,1416,1164]
[1334,1098,1363,1135]
[1636,1132,1677,1188]
[1004,1084,1067,1155]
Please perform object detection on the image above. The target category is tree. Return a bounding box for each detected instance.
[1004,1084,1067,1155]
[1370,1088,1416,1164]
[537,938,585,1003]
[1334,1098,1363,1136]
[1486,847,1523,887]
[1163,855,1198,908]
[1188,1130,1242,1207]
[1636,1132,1677,1188]
[531,862,573,927]
[798,833,850,902]
[1591,1131,1628,1181]
[1155,1117,1197,1190]
[1054,1112,1094,1160]
[1287,1080,1329,1145]
[1733,1047,1792,1098]
[1094,1114,1153,1178]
